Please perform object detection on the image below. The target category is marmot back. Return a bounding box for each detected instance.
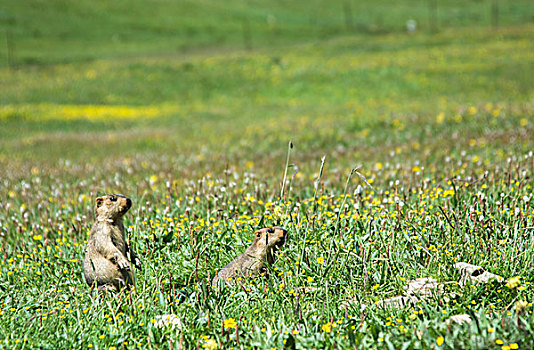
[83,194,141,291]
[212,226,287,287]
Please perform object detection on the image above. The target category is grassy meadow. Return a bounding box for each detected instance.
[1,0,534,349]
[1,0,533,65]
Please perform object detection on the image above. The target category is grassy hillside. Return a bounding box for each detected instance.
[1,24,533,166]
[1,0,533,65]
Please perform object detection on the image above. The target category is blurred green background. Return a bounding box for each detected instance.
[1,0,533,65]
[1,0,533,174]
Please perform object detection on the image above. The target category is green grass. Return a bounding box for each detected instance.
[1,25,533,163]
[1,2,534,349]
[1,0,534,65]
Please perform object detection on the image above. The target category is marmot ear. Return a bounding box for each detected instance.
[255,230,262,238]
[95,197,104,208]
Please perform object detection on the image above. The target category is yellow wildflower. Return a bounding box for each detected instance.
[223,318,237,329]
[321,322,332,333]
[505,276,520,289]
[436,336,444,346]
[515,300,528,313]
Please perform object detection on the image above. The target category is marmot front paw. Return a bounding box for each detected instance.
[133,257,142,270]
[117,257,131,271]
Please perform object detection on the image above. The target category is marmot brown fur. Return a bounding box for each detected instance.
[212,226,287,287]
[83,194,141,291]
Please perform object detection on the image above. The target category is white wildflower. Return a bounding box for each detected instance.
[153,314,182,330]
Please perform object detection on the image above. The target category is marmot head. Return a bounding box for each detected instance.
[254,226,287,250]
[95,194,132,221]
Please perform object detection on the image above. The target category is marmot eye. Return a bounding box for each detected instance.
[110,195,117,202]
[267,227,274,233]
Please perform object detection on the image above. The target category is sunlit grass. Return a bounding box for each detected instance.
[0,20,533,350]
[2,0,533,66]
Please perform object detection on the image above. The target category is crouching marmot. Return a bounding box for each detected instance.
[212,226,287,287]
[83,194,141,291]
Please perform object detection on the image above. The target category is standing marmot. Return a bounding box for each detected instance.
[83,194,141,291]
[212,226,287,287]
